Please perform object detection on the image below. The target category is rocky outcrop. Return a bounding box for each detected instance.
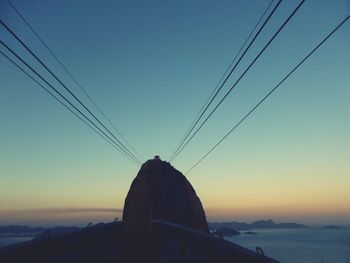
[122,158,208,233]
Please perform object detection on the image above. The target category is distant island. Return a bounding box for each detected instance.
[209,219,308,232]
[243,231,258,235]
[212,227,240,237]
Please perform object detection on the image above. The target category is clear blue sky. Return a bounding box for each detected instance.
[0,0,349,226]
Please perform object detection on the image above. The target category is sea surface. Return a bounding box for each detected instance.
[1,228,350,263]
[0,236,33,248]
[228,227,350,263]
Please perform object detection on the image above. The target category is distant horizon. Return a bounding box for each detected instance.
[0,206,349,228]
[0,219,349,228]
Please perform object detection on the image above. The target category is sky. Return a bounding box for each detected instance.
[0,0,349,226]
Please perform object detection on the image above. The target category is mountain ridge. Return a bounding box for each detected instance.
[209,219,308,231]
[0,219,309,236]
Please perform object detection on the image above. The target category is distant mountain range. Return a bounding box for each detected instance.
[1,220,341,237]
[209,219,308,231]
[0,225,79,237]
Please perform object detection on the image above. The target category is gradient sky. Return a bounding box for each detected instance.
[0,0,349,226]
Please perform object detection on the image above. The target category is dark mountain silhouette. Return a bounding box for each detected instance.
[122,158,209,262]
[123,158,208,233]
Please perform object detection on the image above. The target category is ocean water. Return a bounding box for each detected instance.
[1,228,349,263]
[0,236,33,248]
[228,227,350,263]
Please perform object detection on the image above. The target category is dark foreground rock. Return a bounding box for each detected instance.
[0,221,280,263]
